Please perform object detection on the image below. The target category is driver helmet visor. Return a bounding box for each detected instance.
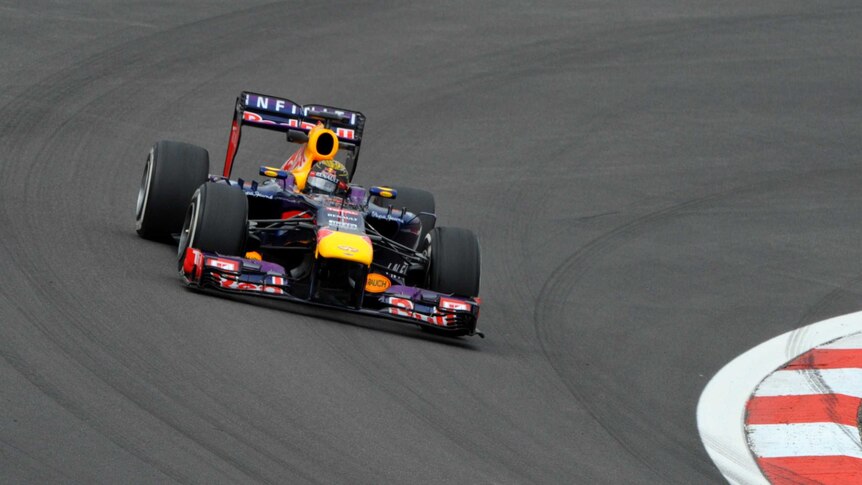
[307,171,337,193]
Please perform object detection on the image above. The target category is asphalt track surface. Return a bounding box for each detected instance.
[0,2,860,483]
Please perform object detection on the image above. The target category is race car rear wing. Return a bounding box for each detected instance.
[223,91,366,179]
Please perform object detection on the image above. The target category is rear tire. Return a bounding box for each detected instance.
[177,182,248,263]
[374,186,436,242]
[426,227,480,297]
[136,140,209,241]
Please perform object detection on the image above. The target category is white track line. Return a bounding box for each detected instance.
[748,422,862,458]
[696,311,862,484]
[755,368,862,398]
[822,332,862,349]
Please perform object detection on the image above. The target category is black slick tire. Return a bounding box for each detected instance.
[136,140,209,241]
[374,186,436,242]
[426,226,481,297]
[177,182,248,262]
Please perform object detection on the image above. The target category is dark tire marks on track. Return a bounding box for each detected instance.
[1,2,861,484]
[533,175,800,482]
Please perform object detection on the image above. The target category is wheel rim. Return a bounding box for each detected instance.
[177,189,201,268]
[135,149,154,229]
[424,232,435,289]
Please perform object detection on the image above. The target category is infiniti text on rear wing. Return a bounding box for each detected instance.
[223,91,366,178]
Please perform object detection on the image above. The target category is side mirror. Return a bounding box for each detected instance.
[260,166,289,179]
[369,186,397,199]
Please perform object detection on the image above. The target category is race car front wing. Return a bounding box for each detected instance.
[180,248,483,337]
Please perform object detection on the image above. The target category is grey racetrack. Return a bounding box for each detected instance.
[1,1,860,483]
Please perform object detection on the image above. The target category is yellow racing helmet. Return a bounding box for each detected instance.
[304,160,349,195]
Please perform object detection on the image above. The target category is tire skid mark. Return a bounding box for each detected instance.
[532,171,842,482]
[309,331,523,482]
[793,274,862,332]
[0,4,338,483]
[0,430,78,483]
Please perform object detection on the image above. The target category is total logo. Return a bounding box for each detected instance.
[337,245,358,253]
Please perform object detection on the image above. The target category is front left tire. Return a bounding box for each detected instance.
[136,140,209,241]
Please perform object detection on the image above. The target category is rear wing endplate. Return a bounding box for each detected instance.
[223,91,366,179]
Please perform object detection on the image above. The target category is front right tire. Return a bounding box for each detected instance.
[177,182,248,264]
[426,226,481,297]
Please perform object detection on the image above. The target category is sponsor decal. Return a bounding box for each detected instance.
[325,208,360,220]
[182,248,203,280]
[384,262,408,276]
[205,257,239,272]
[336,128,355,140]
[315,169,338,183]
[253,96,287,112]
[241,98,356,140]
[385,297,450,326]
[387,297,413,314]
[323,208,362,231]
[244,94,305,116]
[316,228,373,265]
[266,276,286,287]
[439,297,470,312]
[315,160,349,180]
[328,220,359,230]
[213,273,284,295]
[243,111,315,131]
[386,307,450,326]
[365,273,391,293]
[281,210,313,220]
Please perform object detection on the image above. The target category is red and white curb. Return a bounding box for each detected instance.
[698,311,862,484]
[746,333,862,484]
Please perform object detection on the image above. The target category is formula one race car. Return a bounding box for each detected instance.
[135,92,482,337]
